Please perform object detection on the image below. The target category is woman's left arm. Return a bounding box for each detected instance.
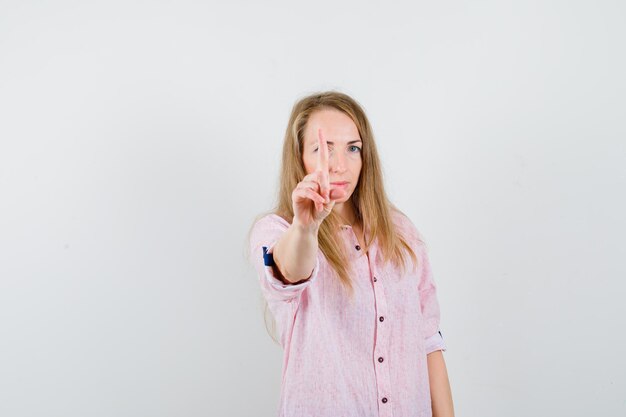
[427,350,455,417]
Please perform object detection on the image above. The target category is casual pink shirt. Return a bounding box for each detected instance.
[249,210,447,417]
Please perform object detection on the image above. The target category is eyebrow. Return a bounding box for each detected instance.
[313,140,363,146]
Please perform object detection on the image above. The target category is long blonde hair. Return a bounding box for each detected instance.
[275,91,418,297]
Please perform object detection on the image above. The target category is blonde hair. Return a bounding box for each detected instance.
[275,91,418,297]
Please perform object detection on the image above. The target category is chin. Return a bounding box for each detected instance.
[337,192,354,204]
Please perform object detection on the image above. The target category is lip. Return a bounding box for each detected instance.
[331,181,349,187]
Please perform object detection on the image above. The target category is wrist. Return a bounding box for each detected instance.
[292,218,320,235]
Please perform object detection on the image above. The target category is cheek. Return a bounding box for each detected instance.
[302,154,316,175]
[351,158,363,177]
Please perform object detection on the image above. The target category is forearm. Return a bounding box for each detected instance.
[427,350,454,417]
[273,221,319,283]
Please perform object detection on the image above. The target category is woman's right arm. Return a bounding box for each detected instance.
[272,220,320,283]
[271,128,345,284]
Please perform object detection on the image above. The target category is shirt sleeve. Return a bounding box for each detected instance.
[418,244,447,354]
[248,214,320,303]
[425,330,447,354]
[394,210,448,354]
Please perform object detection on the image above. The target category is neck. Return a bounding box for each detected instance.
[334,201,357,225]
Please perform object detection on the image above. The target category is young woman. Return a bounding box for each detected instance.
[249,91,454,417]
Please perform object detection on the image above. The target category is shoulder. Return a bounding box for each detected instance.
[390,207,426,248]
[252,213,291,230]
[249,213,292,244]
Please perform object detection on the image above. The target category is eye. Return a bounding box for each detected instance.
[314,146,334,153]
[349,145,362,153]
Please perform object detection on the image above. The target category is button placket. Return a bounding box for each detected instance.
[346,227,365,263]
[368,249,393,416]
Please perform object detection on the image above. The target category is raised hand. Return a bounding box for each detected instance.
[292,128,347,229]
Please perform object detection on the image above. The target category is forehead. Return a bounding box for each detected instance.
[304,108,361,147]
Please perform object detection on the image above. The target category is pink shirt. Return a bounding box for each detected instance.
[249,211,447,417]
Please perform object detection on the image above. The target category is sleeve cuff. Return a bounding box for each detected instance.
[262,243,319,295]
[425,330,447,354]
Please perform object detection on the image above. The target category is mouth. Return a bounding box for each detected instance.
[330,181,349,188]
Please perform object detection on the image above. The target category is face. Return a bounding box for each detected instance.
[302,108,363,205]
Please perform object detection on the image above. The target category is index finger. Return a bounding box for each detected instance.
[317,128,329,173]
[317,128,330,201]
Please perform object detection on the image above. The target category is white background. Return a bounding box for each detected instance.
[1,1,625,416]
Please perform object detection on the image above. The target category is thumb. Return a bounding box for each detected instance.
[329,188,348,201]
[321,198,336,216]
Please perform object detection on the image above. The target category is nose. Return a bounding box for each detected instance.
[329,149,347,173]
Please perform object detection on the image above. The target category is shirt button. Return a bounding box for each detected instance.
[373,277,377,282]
[378,357,384,363]
[379,316,384,322]
[355,245,361,250]
[382,397,388,404]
